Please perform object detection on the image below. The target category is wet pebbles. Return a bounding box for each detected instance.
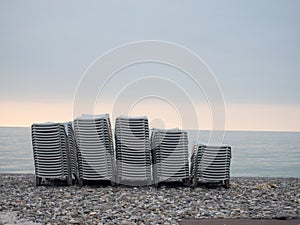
[0,174,299,225]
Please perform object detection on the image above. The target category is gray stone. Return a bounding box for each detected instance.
[69,218,81,224]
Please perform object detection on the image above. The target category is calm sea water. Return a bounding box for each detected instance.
[0,127,299,177]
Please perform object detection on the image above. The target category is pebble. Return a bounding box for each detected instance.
[0,175,299,225]
[69,218,81,224]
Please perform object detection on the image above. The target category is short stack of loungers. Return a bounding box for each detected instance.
[74,114,115,186]
[190,143,231,188]
[151,128,189,186]
[115,116,152,185]
[31,122,72,186]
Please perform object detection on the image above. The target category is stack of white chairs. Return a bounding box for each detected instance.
[31,122,72,186]
[115,116,152,185]
[74,114,115,186]
[190,143,231,188]
[31,114,233,189]
[151,128,189,185]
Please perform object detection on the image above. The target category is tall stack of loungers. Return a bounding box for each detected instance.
[114,116,152,185]
[151,128,189,186]
[74,114,115,186]
[31,122,72,186]
[190,143,231,188]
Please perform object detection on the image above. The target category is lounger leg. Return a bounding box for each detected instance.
[145,178,151,186]
[183,178,190,186]
[111,180,116,187]
[66,177,72,186]
[35,176,41,187]
[73,174,79,185]
[153,176,159,188]
[190,176,197,188]
[224,179,230,189]
[79,178,84,186]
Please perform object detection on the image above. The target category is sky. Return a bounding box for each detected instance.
[0,0,299,131]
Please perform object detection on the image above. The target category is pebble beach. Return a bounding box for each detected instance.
[0,174,299,225]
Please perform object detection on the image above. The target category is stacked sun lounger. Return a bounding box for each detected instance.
[190,143,231,188]
[151,128,189,185]
[65,122,79,181]
[74,114,115,185]
[115,116,152,185]
[31,122,72,186]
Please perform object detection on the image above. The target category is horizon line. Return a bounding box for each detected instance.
[0,125,299,133]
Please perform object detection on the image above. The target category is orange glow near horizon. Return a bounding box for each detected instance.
[0,100,300,132]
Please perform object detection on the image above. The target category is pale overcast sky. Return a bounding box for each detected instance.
[0,0,299,130]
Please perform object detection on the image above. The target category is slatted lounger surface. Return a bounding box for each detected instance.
[115,116,152,185]
[151,128,189,186]
[74,114,115,186]
[190,144,231,188]
[31,122,72,186]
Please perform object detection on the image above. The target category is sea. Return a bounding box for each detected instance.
[0,127,299,177]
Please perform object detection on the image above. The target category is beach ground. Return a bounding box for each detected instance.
[0,174,299,225]
[180,219,300,225]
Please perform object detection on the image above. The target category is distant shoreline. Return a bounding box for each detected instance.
[1,126,300,133]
